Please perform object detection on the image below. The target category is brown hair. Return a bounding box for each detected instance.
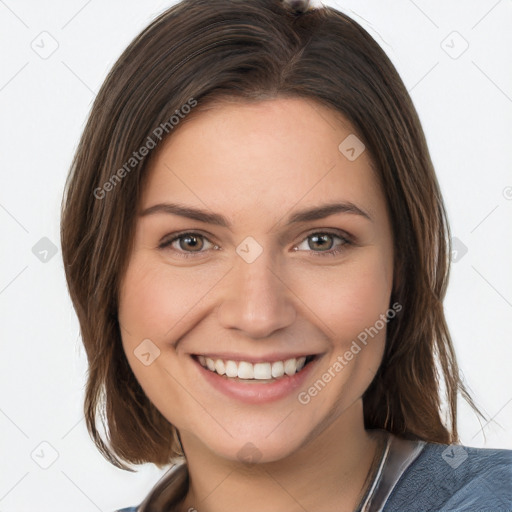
[60,0,485,471]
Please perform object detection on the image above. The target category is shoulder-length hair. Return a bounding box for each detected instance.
[60,0,484,471]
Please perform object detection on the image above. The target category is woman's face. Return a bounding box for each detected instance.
[118,97,394,463]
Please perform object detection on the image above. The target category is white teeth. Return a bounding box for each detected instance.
[253,362,272,380]
[238,361,254,379]
[225,360,238,378]
[271,361,284,378]
[198,355,312,380]
[214,359,226,376]
[284,358,297,376]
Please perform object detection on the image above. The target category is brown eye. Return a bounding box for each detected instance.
[177,234,204,252]
[159,232,217,258]
[308,233,335,251]
[294,231,353,257]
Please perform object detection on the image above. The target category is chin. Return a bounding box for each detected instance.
[205,430,309,465]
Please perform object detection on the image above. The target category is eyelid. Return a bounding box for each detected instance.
[158,230,218,252]
[158,228,354,258]
[293,229,353,256]
[299,227,354,243]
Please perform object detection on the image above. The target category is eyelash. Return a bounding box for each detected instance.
[158,230,354,259]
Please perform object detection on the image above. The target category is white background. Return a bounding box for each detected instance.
[1,1,511,510]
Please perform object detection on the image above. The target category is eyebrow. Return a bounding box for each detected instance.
[139,201,372,227]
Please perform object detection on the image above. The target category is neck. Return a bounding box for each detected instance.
[178,400,384,512]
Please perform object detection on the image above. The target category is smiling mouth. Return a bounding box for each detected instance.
[193,354,317,381]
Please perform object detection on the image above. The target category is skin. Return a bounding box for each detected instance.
[118,97,395,512]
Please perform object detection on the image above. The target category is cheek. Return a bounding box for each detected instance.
[118,260,167,340]
[118,259,195,428]
[118,255,215,341]
[297,252,393,341]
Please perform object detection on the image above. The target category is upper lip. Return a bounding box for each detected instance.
[192,352,319,364]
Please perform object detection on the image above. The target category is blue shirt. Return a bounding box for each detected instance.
[383,440,512,511]
[115,432,512,511]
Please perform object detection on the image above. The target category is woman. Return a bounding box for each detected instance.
[60,0,512,510]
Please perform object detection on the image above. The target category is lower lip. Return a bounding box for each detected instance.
[194,357,319,404]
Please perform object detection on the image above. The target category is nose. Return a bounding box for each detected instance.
[216,249,296,339]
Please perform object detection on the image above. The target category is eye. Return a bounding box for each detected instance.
[158,230,353,259]
[294,231,353,257]
[158,232,218,259]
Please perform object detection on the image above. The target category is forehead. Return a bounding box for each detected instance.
[140,97,385,225]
